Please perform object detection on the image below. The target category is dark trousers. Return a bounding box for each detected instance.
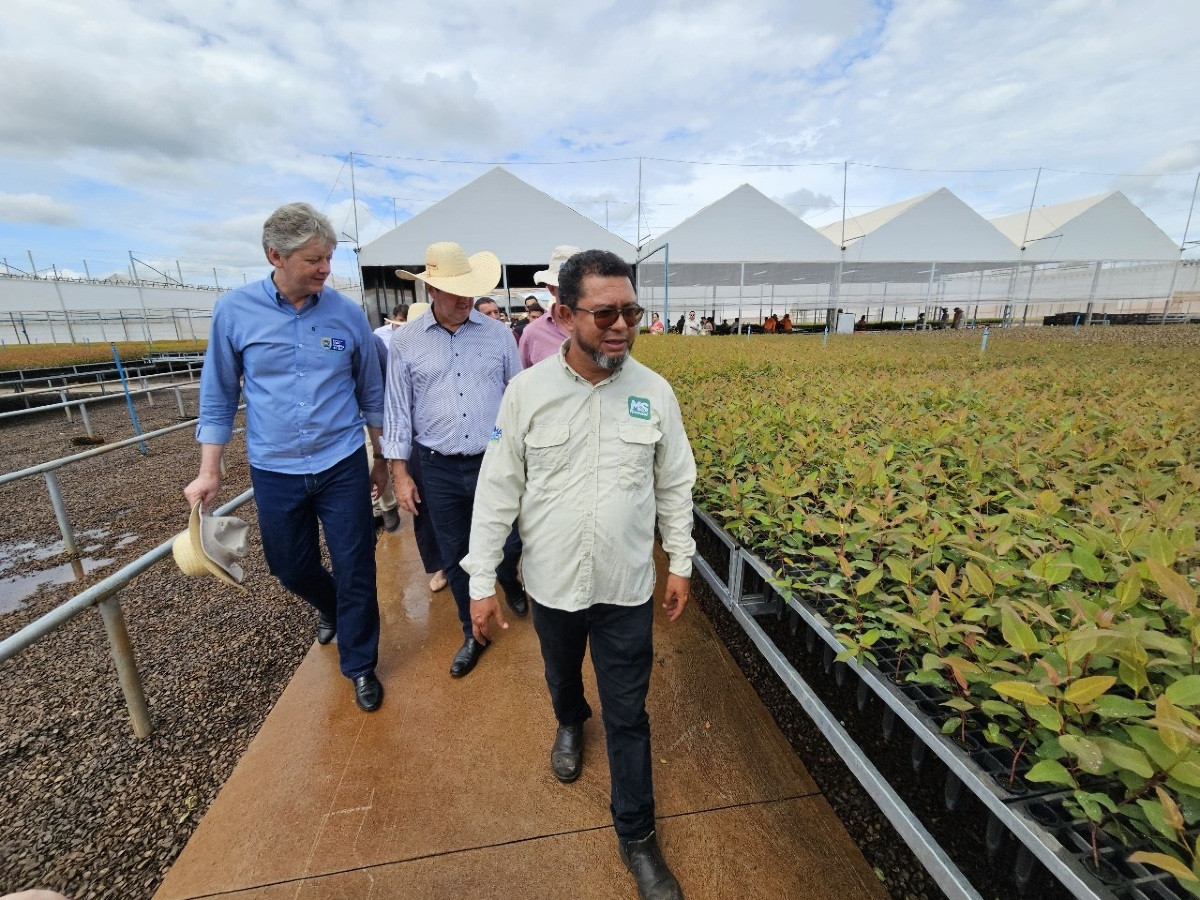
[416,445,522,638]
[532,598,655,841]
[405,448,443,575]
[250,446,380,679]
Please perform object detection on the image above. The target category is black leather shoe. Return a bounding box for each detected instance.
[381,507,402,532]
[502,582,529,617]
[551,723,583,783]
[353,672,383,712]
[317,615,336,645]
[449,637,485,677]
[619,832,683,900]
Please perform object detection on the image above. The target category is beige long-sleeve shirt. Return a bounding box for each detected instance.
[463,346,696,611]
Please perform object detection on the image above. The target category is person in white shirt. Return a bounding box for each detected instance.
[463,249,694,900]
[681,310,701,335]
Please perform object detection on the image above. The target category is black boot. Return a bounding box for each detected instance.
[619,831,683,900]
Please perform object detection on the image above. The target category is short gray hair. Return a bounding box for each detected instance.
[261,202,337,259]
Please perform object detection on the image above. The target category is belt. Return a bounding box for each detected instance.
[418,444,483,461]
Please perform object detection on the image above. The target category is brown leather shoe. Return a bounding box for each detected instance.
[551,724,583,783]
[619,831,683,900]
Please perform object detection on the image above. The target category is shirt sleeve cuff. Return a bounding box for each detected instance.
[196,423,233,445]
[381,439,410,460]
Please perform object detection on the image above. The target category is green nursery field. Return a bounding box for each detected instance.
[637,326,1200,890]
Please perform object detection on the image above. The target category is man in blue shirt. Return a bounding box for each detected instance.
[382,242,527,678]
[185,202,387,713]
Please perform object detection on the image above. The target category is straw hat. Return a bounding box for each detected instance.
[407,301,431,320]
[533,245,581,287]
[395,242,501,297]
[172,502,250,590]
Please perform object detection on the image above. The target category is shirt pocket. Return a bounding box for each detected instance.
[618,422,660,491]
[525,422,570,495]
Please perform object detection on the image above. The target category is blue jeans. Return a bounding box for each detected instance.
[416,445,522,638]
[532,599,655,841]
[250,446,380,679]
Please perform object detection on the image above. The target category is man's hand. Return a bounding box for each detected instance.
[470,595,508,645]
[390,461,421,516]
[662,574,691,622]
[369,456,388,501]
[184,472,220,510]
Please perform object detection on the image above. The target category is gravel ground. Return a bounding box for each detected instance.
[3,387,1001,900]
[1,393,314,900]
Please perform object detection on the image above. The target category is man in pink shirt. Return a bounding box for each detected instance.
[518,245,580,368]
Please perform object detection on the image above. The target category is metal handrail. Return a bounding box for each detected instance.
[0,489,255,738]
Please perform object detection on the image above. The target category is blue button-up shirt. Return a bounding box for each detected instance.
[382,308,522,460]
[196,275,384,475]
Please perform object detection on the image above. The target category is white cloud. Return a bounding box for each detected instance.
[0,193,77,226]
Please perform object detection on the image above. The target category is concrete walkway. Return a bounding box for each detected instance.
[155,521,888,900]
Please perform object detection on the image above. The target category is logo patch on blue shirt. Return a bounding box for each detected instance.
[489,426,502,442]
[628,396,651,420]
[320,337,346,351]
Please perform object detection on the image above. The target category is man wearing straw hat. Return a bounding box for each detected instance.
[185,201,386,714]
[383,242,527,678]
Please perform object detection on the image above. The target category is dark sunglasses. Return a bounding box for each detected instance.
[572,304,645,328]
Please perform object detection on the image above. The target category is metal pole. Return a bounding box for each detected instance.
[44,470,79,558]
[83,260,91,280]
[80,402,94,438]
[96,595,154,738]
[636,157,643,247]
[1161,171,1199,324]
[840,161,848,250]
[663,243,670,329]
[110,343,148,454]
[28,250,39,279]
[1084,261,1102,326]
[59,389,71,422]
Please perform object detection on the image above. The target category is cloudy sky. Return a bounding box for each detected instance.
[1,0,1197,283]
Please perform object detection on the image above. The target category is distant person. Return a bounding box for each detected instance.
[474,296,503,320]
[463,249,695,900]
[373,302,407,342]
[855,314,867,331]
[763,314,777,334]
[780,313,793,333]
[513,295,545,343]
[916,311,926,327]
[383,242,528,678]
[938,307,950,329]
[519,245,580,366]
[186,202,385,713]
[674,313,684,334]
[951,307,964,329]
[649,311,664,334]
[714,318,730,335]
[682,310,701,335]
[701,316,713,336]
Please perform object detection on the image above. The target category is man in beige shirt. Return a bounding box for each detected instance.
[463,250,694,900]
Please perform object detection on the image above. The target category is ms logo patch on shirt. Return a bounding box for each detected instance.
[320,337,347,351]
[489,426,502,443]
[628,396,651,420]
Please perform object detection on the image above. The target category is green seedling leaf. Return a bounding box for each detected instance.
[1070,545,1107,583]
[1148,559,1198,616]
[1093,737,1155,778]
[1028,704,1064,732]
[856,567,884,597]
[1156,696,1193,755]
[1169,759,1200,789]
[1026,759,1075,787]
[1000,605,1040,657]
[965,561,993,596]
[1064,675,1117,706]
[1158,786,1187,831]
[1029,550,1073,585]
[1168,676,1200,709]
[1093,695,1152,719]
[1138,798,1178,840]
[992,680,1050,706]
[884,556,911,584]
[1060,734,1105,774]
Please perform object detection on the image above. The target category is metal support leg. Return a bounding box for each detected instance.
[44,470,78,559]
[96,596,153,738]
[60,389,72,422]
[173,386,185,417]
[80,402,94,438]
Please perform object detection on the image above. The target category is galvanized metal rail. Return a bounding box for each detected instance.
[0,489,255,738]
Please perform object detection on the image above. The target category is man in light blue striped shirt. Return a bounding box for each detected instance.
[382,242,526,678]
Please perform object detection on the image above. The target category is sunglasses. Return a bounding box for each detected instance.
[572,304,645,329]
